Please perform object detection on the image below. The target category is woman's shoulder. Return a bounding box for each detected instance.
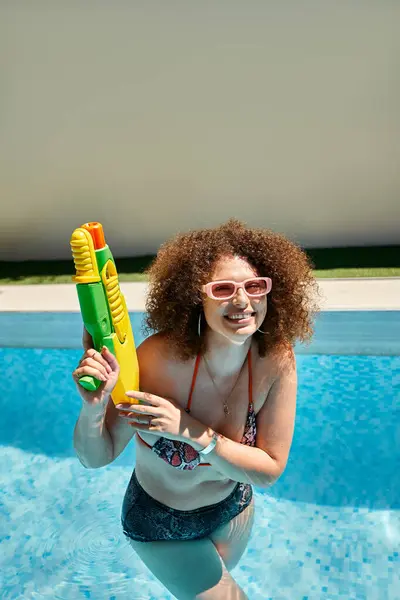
[136,333,193,397]
[256,340,296,378]
[137,332,190,374]
[137,332,171,365]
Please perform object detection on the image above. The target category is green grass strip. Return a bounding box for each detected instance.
[0,246,399,285]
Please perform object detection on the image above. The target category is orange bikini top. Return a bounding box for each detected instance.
[136,349,256,470]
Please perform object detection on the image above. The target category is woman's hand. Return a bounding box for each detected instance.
[72,327,120,407]
[116,391,192,442]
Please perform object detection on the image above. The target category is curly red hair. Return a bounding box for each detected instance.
[144,219,320,360]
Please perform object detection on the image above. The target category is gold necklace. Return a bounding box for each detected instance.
[202,355,247,417]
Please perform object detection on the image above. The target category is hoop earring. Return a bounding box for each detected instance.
[257,320,268,334]
[198,312,202,337]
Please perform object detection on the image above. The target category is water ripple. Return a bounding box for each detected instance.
[28,509,139,599]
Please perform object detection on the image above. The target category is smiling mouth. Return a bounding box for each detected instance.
[224,312,256,322]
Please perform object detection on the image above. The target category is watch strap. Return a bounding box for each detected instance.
[199,431,218,455]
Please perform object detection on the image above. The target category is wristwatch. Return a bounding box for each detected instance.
[199,431,219,456]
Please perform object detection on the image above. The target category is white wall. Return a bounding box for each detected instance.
[1,1,399,261]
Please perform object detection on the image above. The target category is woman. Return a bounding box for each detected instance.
[73,219,318,599]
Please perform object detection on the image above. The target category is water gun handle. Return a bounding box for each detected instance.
[75,280,115,391]
[79,375,100,392]
[79,327,102,391]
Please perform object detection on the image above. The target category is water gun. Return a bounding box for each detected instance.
[70,221,139,405]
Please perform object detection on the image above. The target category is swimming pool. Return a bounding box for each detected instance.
[1,311,399,599]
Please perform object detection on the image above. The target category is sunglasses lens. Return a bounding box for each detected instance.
[211,282,235,298]
[244,279,267,295]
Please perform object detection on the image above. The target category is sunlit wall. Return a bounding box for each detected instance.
[1,1,399,261]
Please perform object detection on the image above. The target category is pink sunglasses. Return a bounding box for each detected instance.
[202,277,272,300]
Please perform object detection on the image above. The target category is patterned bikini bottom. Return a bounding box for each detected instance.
[121,470,253,542]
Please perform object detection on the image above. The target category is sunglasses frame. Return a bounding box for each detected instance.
[202,277,272,300]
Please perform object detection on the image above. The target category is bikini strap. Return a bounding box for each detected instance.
[187,353,201,412]
[188,347,253,411]
[248,348,253,406]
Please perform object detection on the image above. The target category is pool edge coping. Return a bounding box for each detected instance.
[1,278,400,313]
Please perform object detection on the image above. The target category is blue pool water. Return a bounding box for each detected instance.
[0,312,399,599]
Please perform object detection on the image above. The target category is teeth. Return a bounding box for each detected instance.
[227,313,254,320]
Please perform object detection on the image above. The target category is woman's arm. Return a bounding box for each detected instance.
[187,354,297,488]
[72,338,136,469]
[74,399,114,468]
[74,397,137,468]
